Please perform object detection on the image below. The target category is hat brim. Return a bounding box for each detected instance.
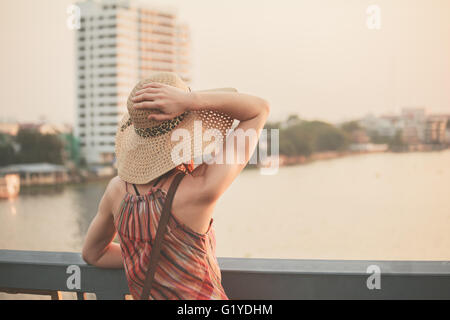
[115,87,236,184]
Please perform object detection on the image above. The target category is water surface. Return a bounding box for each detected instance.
[1,151,450,260]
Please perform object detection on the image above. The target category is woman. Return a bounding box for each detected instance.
[82,72,269,299]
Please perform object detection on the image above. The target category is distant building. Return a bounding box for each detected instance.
[0,163,69,186]
[401,126,421,145]
[379,114,403,137]
[349,143,388,152]
[401,107,426,144]
[75,0,191,164]
[401,107,427,122]
[361,113,402,138]
[431,114,450,144]
[362,108,450,147]
[424,116,447,144]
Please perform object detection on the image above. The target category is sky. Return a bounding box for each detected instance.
[0,0,449,125]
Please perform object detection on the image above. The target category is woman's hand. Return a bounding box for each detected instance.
[132,82,195,121]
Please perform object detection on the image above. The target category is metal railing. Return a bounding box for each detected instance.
[1,249,450,299]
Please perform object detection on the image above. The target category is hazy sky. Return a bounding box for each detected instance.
[0,0,449,124]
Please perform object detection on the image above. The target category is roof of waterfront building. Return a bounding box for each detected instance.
[0,163,67,174]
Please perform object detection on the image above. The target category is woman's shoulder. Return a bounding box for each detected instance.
[102,176,128,219]
[108,175,124,188]
[104,175,126,199]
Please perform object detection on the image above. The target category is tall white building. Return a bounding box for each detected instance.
[75,0,190,164]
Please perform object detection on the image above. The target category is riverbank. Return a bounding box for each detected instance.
[6,145,450,190]
[277,149,385,167]
[276,145,449,167]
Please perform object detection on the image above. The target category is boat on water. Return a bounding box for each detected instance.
[0,174,20,199]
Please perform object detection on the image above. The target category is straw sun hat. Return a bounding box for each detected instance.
[115,72,235,184]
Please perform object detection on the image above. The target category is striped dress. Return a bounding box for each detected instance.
[114,182,228,300]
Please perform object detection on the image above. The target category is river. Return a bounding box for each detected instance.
[1,150,450,260]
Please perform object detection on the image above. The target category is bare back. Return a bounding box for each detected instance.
[108,164,216,235]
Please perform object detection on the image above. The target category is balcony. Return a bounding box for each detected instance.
[1,250,450,299]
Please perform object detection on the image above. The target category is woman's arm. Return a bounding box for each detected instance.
[187,90,270,200]
[81,179,123,268]
[132,83,270,202]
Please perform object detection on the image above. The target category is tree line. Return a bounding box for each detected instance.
[264,114,409,157]
[265,115,350,157]
[0,128,65,166]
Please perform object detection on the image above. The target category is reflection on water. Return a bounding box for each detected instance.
[18,185,66,196]
[70,182,109,248]
[1,150,450,260]
[0,181,107,252]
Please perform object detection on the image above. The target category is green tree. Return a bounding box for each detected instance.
[367,129,405,150]
[0,133,16,166]
[315,126,348,151]
[276,118,350,156]
[15,128,64,164]
[388,130,405,149]
[264,121,281,130]
[281,126,313,156]
[340,120,361,133]
[60,133,80,164]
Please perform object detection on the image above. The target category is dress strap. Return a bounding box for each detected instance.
[129,173,168,197]
[140,171,186,300]
[152,174,164,188]
[132,183,141,196]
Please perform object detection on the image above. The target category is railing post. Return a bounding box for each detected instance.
[94,291,126,300]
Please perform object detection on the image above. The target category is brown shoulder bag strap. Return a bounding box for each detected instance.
[140,171,186,300]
